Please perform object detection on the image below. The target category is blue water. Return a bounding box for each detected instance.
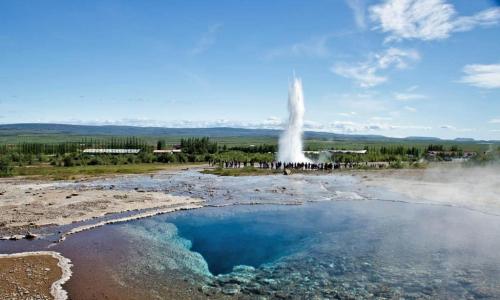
[167,204,355,275]
[53,199,500,299]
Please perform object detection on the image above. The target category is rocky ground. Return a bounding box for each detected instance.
[0,254,62,300]
[0,177,203,237]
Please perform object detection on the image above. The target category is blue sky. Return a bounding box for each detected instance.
[1,0,499,139]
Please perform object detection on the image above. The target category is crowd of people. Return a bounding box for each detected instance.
[209,160,388,171]
[213,160,376,170]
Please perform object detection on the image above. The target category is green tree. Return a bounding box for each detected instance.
[0,157,12,177]
[157,140,166,150]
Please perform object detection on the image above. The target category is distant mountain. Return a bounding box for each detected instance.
[0,123,400,141]
[0,123,489,143]
[404,136,442,141]
[454,138,475,142]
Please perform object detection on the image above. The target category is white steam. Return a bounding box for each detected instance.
[278,76,310,163]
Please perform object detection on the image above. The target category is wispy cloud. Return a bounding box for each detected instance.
[190,23,223,55]
[39,117,431,135]
[454,6,500,32]
[338,111,357,117]
[370,0,500,41]
[489,118,500,124]
[265,35,332,59]
[56,117,284,130]
[460,64,500,89]
[326,121,431,133]
[332,63,386,88]
[394,92,427,101]
[440,124,475,132]
[371,116,393,121]
[439,125,475,133]
[332,47,420,87]
[345,0,367,29]
[441,124,456,130]
[404,106,417,112]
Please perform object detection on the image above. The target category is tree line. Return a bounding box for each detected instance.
[0,135,482,177]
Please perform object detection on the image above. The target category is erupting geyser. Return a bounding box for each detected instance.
[278,76,311,163]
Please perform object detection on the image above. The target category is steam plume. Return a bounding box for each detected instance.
[278,76,310,163]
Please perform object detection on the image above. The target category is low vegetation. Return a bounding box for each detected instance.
[0,135,497,178]
[9,163,201,180]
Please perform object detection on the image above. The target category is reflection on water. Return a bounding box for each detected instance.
[60,200,500,299]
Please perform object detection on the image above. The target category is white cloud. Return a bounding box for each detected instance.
[453,7,500,32]
[388,110,401,118]
[376,47,420,68]
[394,92,427,101]
[332,47,420,87]
[489,118,500,124]
[345,0,367,29]
[327,121,430,133]
[338,111,357,117]
[404,106,417,112]
[441,124,456,130]
[370,0,500,41]
[371,116,393,121]
[407,85,419,92]
[440,124,476,132]
[461,64,500,89]
[40,117,431,135]
[265,35,331,59]
[332,64,386,88]
[190,23,223,55]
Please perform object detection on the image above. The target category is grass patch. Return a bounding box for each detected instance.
[201,166,281,176]
[11,163,202,180]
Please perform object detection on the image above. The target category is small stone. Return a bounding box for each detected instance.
[25,232,37,240]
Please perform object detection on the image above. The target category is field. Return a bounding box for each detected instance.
[1,124,498,179]
[0,133,493,153]
[8,163,204,180]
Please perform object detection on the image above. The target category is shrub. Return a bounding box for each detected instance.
[63,155,75,167]
[0,157,13,177]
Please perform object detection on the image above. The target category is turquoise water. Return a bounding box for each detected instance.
[69,200,499,299]
[166,203,353,275]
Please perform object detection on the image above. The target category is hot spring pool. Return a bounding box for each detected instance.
[56,199,500,299]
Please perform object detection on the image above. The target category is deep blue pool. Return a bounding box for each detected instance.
[53,200,500,299]
[168,203,357,275]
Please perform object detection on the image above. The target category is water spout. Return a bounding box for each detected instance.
[278,76,310,163]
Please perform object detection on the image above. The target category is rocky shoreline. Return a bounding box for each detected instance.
[56,202,203,243]
[0,177,204,237]
[0,251,72,300]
